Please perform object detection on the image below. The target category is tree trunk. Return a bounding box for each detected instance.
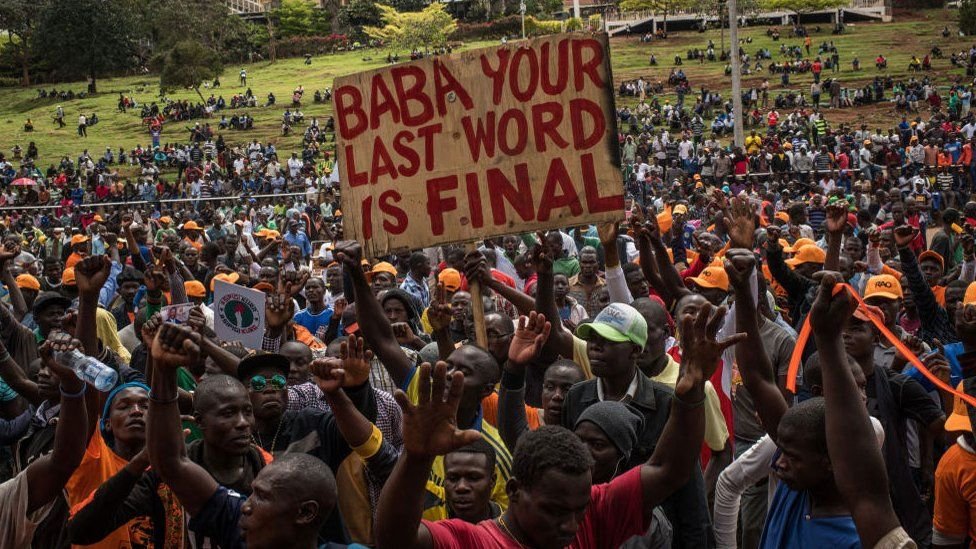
[194,85,205,102]
[21,55,29,87]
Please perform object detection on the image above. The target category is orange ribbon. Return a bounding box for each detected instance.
[786,282,976,409]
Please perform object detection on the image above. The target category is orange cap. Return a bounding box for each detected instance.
[964,281,976,306]
[62,267,76,285]
[785,245,826,267]
[367,262,398,282]
[946,381,973,433]
[210,272,241,291]
[183,220,202,231]
[437,268,462,292]
[863,274,903,301]
[15,273,39,291]
[774,211,790,223]
[918,250,945,271]
[686,266,730,291]
[184,280,206,298]
[70,234,89,246]
[159,216,172,224]
[784,238,816,253]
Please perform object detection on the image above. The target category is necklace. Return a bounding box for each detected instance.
[253,416,283,453]
[496,514,528,549]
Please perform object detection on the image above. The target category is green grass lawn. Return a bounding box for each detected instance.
[0,8,969,173]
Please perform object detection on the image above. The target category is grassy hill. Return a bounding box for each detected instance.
[0,8,969,172]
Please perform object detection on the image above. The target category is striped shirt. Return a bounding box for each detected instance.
[403,367,513,520]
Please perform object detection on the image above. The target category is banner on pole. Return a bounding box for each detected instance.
[334,33,624,258]
[213,279,267,350]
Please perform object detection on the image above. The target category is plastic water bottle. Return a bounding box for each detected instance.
[55,349,118,392]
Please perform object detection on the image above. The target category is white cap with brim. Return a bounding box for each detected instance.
[575,303,648,351]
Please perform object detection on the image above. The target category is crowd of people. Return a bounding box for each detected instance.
[2,23,976,549]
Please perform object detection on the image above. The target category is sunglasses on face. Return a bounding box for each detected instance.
[249,374,286,391]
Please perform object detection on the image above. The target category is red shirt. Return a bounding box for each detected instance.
[424,466,648,548]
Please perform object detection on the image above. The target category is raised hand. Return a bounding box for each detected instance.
[764,225,782,250]
[143,269,168,293]
[507,312,551,368]
[39,333,83,388]
[597,221,619,249]
[0,241,21,268]
[427,283,453,332]
[333,296,348,319]
[723,197,757,249]
[677,303,745,394]
[339,335,372,386]
[157,246,176,273]
[334,240,363,270]
[309,357,345,394]
[141,313,163,348]
[809,271,858,334]
[530,242,553,275]
[956,304,976,345]
[265,292,295,330]
[392,322,417,345]
[279,270,309,298]
[393,362,482,457]
[74,255,112,295]
[962,234,975,258]
[462,251,491,286]
[824,200,850,235]
[893,225,918,249]
[151,323,201,370]
[724,248,757,292]
[187,306,206,332]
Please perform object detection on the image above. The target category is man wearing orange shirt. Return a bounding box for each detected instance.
[65,234,89,269]
[933,378,976,547]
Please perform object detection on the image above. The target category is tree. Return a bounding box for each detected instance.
[0,0,45,85]
[337,0,383,38]
[33,0,138,93]
[618,0,691,33]
[962,0,976,36]
[761,0,848,24]
[275,0,316,37]
[364,3,456,54]
[156,40,223,101]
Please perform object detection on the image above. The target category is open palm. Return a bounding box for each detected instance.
[508,312,551,367]
[393,362,481,457]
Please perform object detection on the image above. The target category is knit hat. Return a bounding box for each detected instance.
[574,401,643,462]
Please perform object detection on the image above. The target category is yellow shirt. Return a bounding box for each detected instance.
[403,368,513,520]
[574,336,728,451]
[650,355,730,452]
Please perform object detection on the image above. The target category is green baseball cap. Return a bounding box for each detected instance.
[576,303,648,351]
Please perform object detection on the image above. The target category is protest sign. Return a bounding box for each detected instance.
[161,303,195,325]
[213,278,267,350]
[334,33,624,258]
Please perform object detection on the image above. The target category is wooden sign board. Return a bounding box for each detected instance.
[333,33,624,258]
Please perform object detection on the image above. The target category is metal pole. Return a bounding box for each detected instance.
[520,2,526,39]
[728,0,744,148]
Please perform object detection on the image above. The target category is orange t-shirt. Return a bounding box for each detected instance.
[934,442,976,543]
[65,431,158,548]
[933,285,947,307]
[481,391,540,431]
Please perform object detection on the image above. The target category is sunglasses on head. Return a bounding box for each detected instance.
[249,374,286,391]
